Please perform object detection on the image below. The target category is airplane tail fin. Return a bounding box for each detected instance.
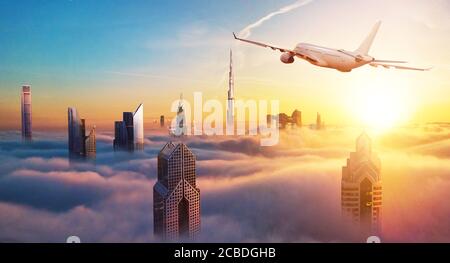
[355,21,381,55]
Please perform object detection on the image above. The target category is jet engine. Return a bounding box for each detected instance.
[280,52,294,64]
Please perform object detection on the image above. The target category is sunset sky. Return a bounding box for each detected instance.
[1,1,450,243]
[0,0,449,130]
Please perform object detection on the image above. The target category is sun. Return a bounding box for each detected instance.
[356,92,404,130]
[350,76,415,132]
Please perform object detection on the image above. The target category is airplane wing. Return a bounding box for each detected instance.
[372,60,407,63]
[369,62,431,71]
[233,33,320,64]
[233,32,295,53]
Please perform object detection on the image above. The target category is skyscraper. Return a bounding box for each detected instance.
[123,112,134,151]
[160,115,165,128]
[85,126,96,159]
[68,107,96,159]
[113,103,144,151]
[172,94,187,136]
[226,50,235,134]
[316,112,324,130]
[133,103,144,150]
[342,132,382,236]
[153,142,200,240]
[113,121,127,150]
[21,85,32,140]
[291,109,302,127]
[68,107,85,158]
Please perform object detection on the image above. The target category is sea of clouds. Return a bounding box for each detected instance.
[0,124,449,242]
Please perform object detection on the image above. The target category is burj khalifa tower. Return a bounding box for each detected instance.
[226,49,235,134]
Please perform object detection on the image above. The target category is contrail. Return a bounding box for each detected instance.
[238,0,314,38]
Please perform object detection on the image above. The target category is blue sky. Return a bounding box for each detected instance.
[0,0,285,79]
[0,0,449,129]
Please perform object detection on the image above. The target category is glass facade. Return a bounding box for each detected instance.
[113,121,128,151]
[133,103,144,150]
[21,85,32,140]
[68,107,84,158]
[113,103,144,151]
[68,107,95,159]
[153,142,200,240]
[85,126,96,159]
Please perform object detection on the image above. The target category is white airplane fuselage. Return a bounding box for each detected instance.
[293,43,373,72]
[234,21,429,72]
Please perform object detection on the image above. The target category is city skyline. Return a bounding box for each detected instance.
[0,0,449,131]
[0,0,448,244]
[0,123,448,242]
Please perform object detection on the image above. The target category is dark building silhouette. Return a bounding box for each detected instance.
[153,142,200,240]
[85,126,96,159]
[291,109,302,127]
[113,121,127,150]
[267,109,302,129]
[113,104,144,151]
[21,85,32,141]
[316,112,325,130]
[68,107,95,160]
[278,113,290,129]
[160,115,165,128]
[123,112,134,151]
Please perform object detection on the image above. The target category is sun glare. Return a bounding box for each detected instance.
[350,75,415,132]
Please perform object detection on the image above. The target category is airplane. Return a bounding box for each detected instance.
[233,21,430,72]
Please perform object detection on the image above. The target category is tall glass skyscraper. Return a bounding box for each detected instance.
[68,107,85,158]
[85,126,96,159]
[21,85,32,140]
[113,121,127,151]
[123,112,134,151]
[133,103,144,150]
[342,132,382,236]
[226,50,235,134]
[173,95,187,136]
[68,107,96,159]
[291,109,302,127]
[113,103,144,151]
[153,142,200,240]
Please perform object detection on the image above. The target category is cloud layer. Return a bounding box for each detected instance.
[0,125,449,242]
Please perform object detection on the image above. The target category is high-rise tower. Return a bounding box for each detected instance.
[68,107,85,158]
[316,112,322,130]
[123,112,134,151]
[342,132,382,236]
[85,126,96,159]
[21,85,32,140]
[133,103,144,150]
[226,50,235,134]
[68,107,95,159]
[113,103,144,151]
[160,115,165,128]
[153,142,201,240]
[291,109,302,127]
[173,94,187,136]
